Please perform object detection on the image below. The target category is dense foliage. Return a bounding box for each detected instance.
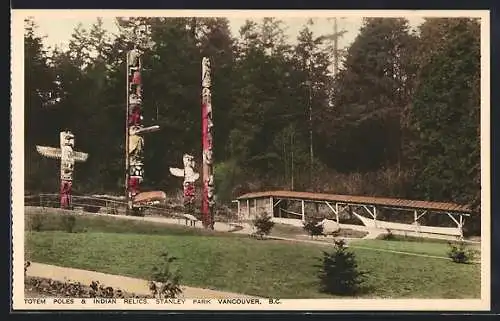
[24,17,481,229]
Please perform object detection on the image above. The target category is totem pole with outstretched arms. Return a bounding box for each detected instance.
[169,154,200,213]
[36,130,89,209]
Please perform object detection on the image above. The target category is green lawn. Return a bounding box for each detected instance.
[25,230,480,299]
[350,239,480,259]
[25,212,242,238]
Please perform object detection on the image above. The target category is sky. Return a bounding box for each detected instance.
[31,15,427,52]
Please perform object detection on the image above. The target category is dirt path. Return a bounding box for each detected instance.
[25,262,259,299]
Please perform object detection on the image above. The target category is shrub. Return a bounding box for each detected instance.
[381,229,396,240]
[25,276,148,298]
[89,280,126,298]
[60,215,77,233]
[447,240,477,264]
[149,252,183,299]
[303,218,324,239]
[318,239,367,295]
[252,212,275,239]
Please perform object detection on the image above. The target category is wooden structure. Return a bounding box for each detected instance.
[36,131,89,209]
[234,190,473,238]
[169,154,200,210]
[124,28,161,213]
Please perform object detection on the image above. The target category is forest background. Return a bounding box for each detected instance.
[24,16,481,232]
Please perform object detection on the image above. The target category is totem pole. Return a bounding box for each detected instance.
[125,42,160,213]
[36,131,89,209]
[169,154,200,212]
[201,57,215,229]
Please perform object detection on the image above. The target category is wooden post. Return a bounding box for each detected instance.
[301,200,305,221]
[459,214,464,239]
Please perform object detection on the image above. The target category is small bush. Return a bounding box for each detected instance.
[149,252,183,299]
[61,215,77,233]
[252,212,275,239]
[25,276,148,298]
[447,240,477,264]
[303,218,324,239]
[318,239,367,295]
[383,229,396,240]
[29,215,44,232]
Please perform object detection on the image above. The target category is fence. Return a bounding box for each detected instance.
[24,194,177,217]
[24,194,239,222]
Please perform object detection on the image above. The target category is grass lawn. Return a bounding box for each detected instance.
[25,212,242,238]
[350,239,480,259]
[25,213,480,299]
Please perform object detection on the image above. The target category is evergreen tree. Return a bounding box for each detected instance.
[318,18,418,175]
[24,18,60,192]
[409,19,480,209]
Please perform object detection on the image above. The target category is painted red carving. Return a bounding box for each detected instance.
[128,176,140,196]
[60,180,72,209]
[132,71,142,85]
[183,182,195,206]
[128,105,141,126]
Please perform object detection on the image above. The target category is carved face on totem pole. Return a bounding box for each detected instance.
[207,174,215,206]
[202,57,211,87]
[60,131,75,181]
[203,149,213,165]
[127,46,142,69]
[182,154,199,184]
[128,125,145,180]
[129,93,142,105]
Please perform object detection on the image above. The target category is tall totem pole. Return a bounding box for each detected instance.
[125,24,161,214]
[201,57,215,229]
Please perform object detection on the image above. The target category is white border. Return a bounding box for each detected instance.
[11,9,491,311]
